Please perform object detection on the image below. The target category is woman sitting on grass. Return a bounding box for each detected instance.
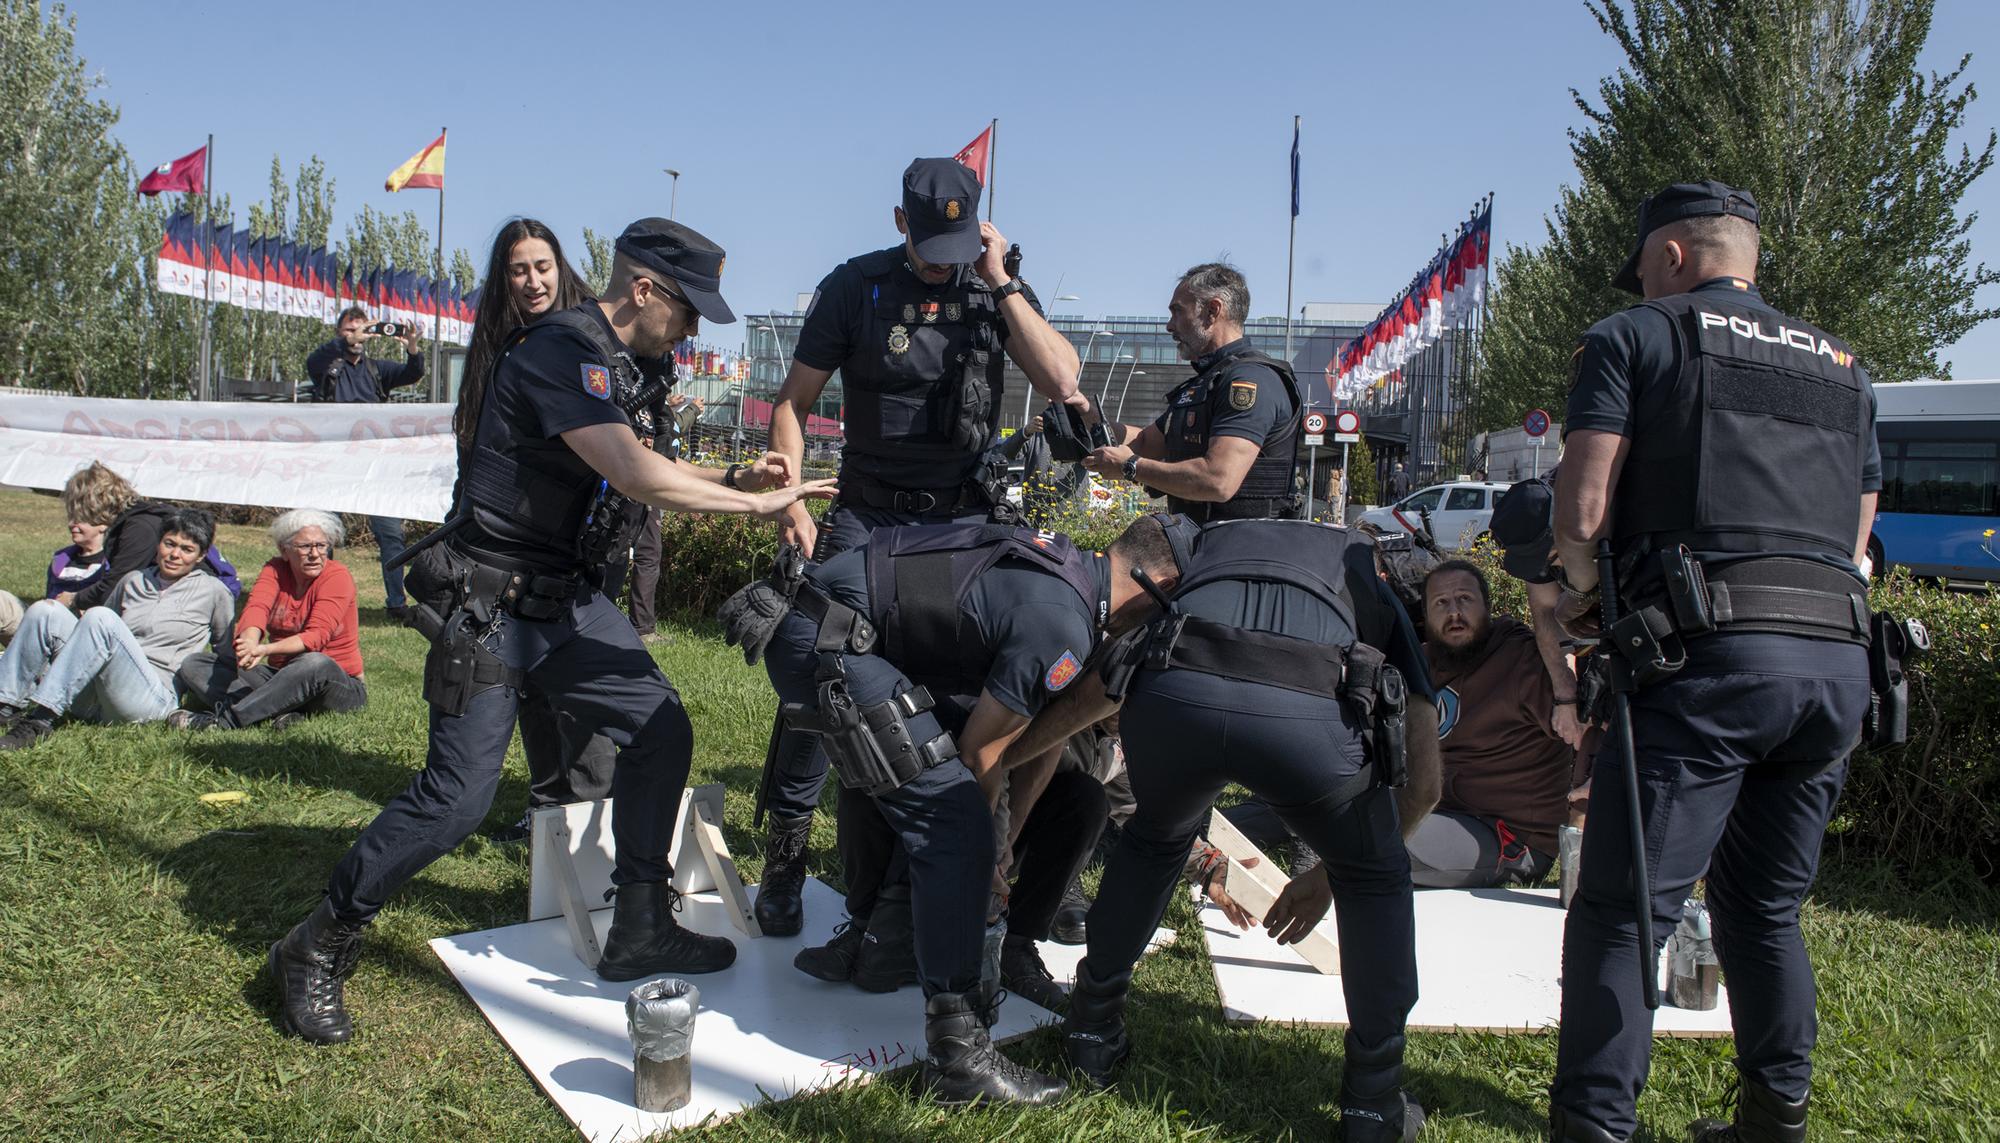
[0,509,235,751]
[171,509,364,733]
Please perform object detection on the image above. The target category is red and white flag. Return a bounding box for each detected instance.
[954,124,992,186]
[137,145,207,196]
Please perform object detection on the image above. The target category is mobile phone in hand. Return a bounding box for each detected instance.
[364,321,408,337]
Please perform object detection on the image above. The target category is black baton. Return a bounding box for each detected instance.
[1597,538,1660,1010]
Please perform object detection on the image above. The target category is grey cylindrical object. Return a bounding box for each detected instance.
[1667,899,1721,1010]
[1558,825,1584,909]
[626,979,700,1112]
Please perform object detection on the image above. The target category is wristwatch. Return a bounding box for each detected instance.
[1122,455,1141,482]
[992,278,1026,302]
[723,462,744,489]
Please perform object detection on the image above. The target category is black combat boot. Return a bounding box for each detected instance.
[1001,933,1068,1012]
[269,898,367,1045]
[1062,960,1131,1087]
[1550,1104,1625,1141]
[849,883,918,993]
[596,881,737,980]
[1339,1030,1425,1142]
[794,918,866,982]
[1050,873,1090,945]
[754,812,812,937]
[1687,1074,1808,1143]
[921,991,1068,1107]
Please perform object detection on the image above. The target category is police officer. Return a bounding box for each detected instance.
[742,514,1186,1105]
[1012,517,1439,1141]
[1076,262,1303,523]
[755,157,1083,936]
[1546,182,1879,1143]
[266,218,834,1045]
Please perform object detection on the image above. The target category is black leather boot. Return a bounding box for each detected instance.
[1339,1030,1425,1142]
[597,881,737,980]
[269,898,367,1045]
[921,991,1067,1107]
[794,918,866,982]
[1001,933,1068,1012]
[754,812,812,937]
[849,884,918,993]
[1687,1074,1808,1143]
[1050,873,1090,945]
[1550,1104,1625,1141]
[1061,960,1131,1087]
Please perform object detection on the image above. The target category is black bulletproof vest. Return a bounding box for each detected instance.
[1614,293,1868,565]
[863,522,1106,688]
[840,248,1006,474]
[1161,345,1303,521]
[461,309,643,561]
[1174,518,1370,647]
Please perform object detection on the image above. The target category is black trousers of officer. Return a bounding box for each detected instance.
[323,588,694,923]
[1551,633,1868,1139]
[1084,669,1418,1049]
[764,499,994,820]
[765,606,992,996]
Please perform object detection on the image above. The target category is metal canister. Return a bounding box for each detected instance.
[1667,898,1720,1010]
[1558,825,1584,909]
[627,978,700,1112]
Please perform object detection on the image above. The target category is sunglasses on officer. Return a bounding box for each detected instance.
[636,274,691,310]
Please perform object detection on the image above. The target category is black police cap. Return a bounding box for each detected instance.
[615,217,736,324]
[902,158,983,265]
[1612,180,1760,295]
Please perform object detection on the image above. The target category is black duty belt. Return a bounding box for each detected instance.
[1176,497,1289,524]
[1145,614,1348,699]
[1628,554,1868,646]
[452,543,585,622]
[840,475,987,514]
[794,580,881,655]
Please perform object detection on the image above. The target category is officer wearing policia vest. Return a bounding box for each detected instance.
[1076,261,1303,523]
[1545,182,1879,1143]
[723,514,1186,1106]
[997,517,1439,1141]
[265,219,834,1047]
[755,157,1083,938]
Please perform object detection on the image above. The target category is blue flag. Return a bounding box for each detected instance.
[1290,118,1301,218]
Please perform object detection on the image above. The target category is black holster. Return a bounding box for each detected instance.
[781,653,955,797]
[1863,611,1929,748]
[1344,644,1409,789]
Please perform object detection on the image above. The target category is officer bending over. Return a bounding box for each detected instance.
[1012,518,1441,1142]
[268,219,833,1046]
[1546,182,1879,1143]
[1076,262,1303,523]
[754,157,1082,938]
[730,515,1185,1105]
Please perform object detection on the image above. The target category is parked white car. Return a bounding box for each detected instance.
[1355,481,1513,551]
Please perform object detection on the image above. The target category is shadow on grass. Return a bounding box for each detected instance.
[1811,853,1999,931]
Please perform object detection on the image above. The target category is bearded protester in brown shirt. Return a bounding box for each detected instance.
[1409,560,1588,887]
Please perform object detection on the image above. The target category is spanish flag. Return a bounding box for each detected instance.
[385,132,445,192]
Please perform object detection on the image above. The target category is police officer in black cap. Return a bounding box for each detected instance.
[1546,181,1880,1142]
[1008,517,1439,1141]
[755,157,1082,936]
[731,513,1186,1105]
[266,218,834,1046]
[1075,261,1303,523]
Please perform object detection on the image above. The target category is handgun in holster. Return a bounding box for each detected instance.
[1371,663,1410,789]
[1863,612,1929,748]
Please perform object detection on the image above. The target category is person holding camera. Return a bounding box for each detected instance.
[305,306,426,619]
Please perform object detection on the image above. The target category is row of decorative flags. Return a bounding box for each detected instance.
[153,211,477,345]
[670,340,752,383]
[1331,199,1492,400]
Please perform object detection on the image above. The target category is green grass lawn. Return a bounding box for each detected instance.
[0,487,1993,1141]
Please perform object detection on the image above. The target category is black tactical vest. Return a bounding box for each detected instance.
[839,248,1007,475]
[1175,518,1370,645]
[863,522,1107,687]
[1160,345,1303,522]
[461,308,646,563]
[1613,292,1868,566]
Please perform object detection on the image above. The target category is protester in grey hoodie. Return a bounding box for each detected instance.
[0,509,233,750]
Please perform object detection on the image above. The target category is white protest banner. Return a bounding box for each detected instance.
[0,395,457,522]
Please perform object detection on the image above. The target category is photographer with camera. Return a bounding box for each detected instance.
[306,307,427,618]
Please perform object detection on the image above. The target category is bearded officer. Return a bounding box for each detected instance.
[1546,181,1879,1143]
[267,219,833,1045]
[1076,262,1303,523]
[755,157,1082,938]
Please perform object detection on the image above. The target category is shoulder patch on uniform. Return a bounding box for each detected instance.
[1045,650,1082,692]
[1228,379,1258,410]
[581,362,611,399]
[1567,342,1586,392]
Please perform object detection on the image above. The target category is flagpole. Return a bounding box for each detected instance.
[1284,115,1299,362]
[986,118,997,222]
[433,127,446,401]
[200,133,214,401]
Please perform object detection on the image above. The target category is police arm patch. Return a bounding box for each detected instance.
[1228,379,1258,410]
[1045,650,1082,692]
[581,362,612,399]
[1567,342,1586,392]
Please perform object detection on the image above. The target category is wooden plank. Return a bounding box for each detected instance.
[540,817,603,969]
[691,797,761,937]
[1207,808,1341,976]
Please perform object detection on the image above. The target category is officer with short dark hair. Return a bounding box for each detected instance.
[1076,262,1303,523]
[266,218,834,1046]
[740,515,1186,1105]
[1014,517,1439,1142]
[755,157,1083,937]
[1545,181,1879,1143]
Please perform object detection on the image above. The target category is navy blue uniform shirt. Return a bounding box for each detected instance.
[1154,337,1293,448]
[807,546,1102,719]
[306,340,426,404]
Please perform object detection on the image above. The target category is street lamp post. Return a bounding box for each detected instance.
[1100,352,1132,404]
[663,168,681,219]
[1115,370,1146,421]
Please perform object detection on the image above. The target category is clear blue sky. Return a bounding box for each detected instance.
[73,0,2000,376]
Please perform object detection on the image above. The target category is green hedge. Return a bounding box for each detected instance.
[1460,539,1999,876]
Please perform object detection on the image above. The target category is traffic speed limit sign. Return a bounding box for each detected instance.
[1303,411,1328,434]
